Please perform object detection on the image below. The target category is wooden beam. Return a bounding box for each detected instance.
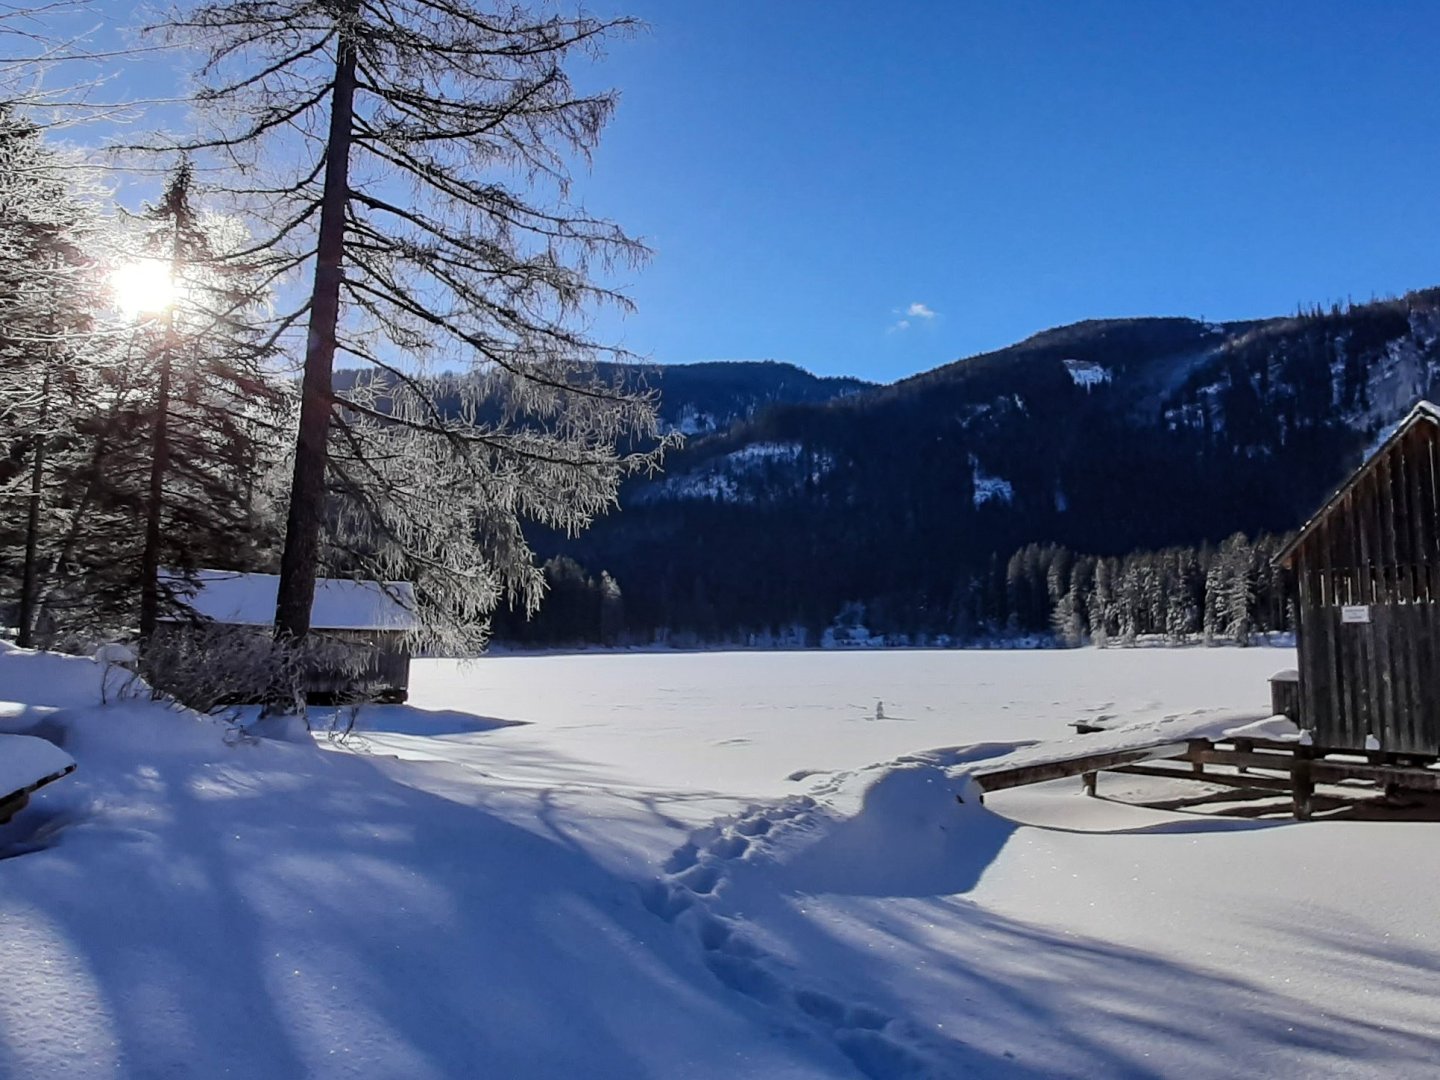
[1309,759,1440,790]
[975,744,1188,793]
[0,791,29,824]
[0,762,75,826]
[1108,764,1295,792]
[1178,747,1300,771]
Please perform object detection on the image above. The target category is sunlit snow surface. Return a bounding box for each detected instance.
[2,645,1438,1078]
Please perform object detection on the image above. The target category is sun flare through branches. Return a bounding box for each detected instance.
[111,258,178,319]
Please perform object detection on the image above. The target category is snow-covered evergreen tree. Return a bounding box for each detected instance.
[1050,581,1084,647]
[0,108,109,644]
[1088,558,1114,648]
[1219,533,1256,645]
[115,161,288,639]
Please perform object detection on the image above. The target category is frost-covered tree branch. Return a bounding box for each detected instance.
[152,0,677,657]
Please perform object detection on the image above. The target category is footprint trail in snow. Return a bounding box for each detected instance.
[641,754,1014,1079]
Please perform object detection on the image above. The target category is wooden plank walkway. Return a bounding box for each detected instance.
[971,743,1190,792]
[967,724,1440,820]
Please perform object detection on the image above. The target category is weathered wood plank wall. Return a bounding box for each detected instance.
[1292,421,1440,756]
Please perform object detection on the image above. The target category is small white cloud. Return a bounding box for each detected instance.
[888,301,938,332]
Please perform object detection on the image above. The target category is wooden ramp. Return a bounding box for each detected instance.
[966,718,1440,820]
[973,742,1191,792]
[964,709,1272,795]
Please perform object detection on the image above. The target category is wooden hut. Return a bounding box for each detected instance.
[1274,400,1440,759]
[157,570,418,703]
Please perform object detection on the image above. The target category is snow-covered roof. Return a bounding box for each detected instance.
[0,733,75,798]
[159,570,418,632]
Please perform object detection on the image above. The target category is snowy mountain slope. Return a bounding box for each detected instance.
[545,288,1440,642]
[334,359,870,443]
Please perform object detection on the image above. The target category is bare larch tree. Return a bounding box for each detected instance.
[157,0,675,655]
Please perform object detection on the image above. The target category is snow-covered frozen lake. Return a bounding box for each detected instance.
[3,645,1438,1078]
[399,647,1293,800]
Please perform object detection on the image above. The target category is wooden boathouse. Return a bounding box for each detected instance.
[157,570,419,703]
[1273,400,1440,759]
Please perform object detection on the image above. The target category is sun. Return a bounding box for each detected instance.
[112,259,179,319]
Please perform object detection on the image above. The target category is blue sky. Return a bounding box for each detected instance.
[570,0,1440,382]
[39,1,1440,384]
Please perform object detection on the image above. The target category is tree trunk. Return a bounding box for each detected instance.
[35,440,104,633]
[138,335,173,639]
[16,366,50,648]
[139,215,185,640]
[273,29,358,642]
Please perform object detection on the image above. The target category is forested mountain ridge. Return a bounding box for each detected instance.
[592,359,871,435]
[517,287,1440,644]
[333,359,871,439]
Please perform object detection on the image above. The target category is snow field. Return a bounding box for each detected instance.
[2,644,1438,1078]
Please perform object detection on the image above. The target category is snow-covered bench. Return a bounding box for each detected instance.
[0,734,76,824]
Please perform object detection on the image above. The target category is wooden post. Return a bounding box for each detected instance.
[1234,738,1251,775]
[0,792,29,825]
[1269,670,1301,721]
[1291,749,1315,821]
[1082,771,1097,797]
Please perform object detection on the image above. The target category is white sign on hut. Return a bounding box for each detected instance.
[157,570,419,703]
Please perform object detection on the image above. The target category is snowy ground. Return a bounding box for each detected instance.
[2,645,1438,1078]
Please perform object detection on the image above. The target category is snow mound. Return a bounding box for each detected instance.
[647,741,1026,923]
[778,764,1005,897]
[640,748,1026,1078]
[91,642,136,667]
[0,641,140,718]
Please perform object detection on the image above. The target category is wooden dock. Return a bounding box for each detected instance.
[970,730,1440,820]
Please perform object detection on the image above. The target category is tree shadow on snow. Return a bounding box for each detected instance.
[0,739,850,1079]
[678,781,1440,1077]
[342,703,530,736]
[716,875,1440,1079]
